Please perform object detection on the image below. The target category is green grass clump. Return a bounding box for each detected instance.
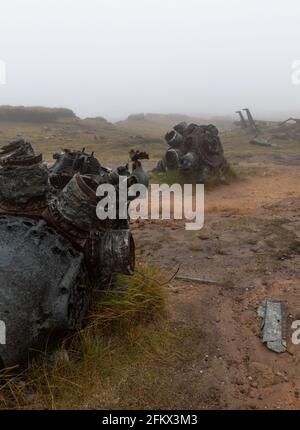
[90,262,167,332]
[150,163,237,190]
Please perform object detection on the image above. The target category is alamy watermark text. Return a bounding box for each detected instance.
[96,177,204,231]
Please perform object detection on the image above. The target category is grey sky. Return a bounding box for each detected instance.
[0,0,299,119]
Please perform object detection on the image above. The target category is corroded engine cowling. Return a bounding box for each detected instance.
[0,155,48,206]
[180,151,200,172]
[98,230,135,275]
[0,216,88,368]
[45,173,135,277]
[0,139,48,217]
[165,148,182,170]
[165,130,183,149]
[55,174,100,231]
[0,138,34,161]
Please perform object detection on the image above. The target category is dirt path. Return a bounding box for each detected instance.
[131,165,300,409]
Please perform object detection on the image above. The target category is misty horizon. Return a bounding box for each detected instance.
[0,0,300,121]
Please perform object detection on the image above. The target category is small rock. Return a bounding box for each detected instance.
[249,362,279,386]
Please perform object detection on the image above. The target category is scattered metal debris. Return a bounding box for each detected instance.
[243,108,259,132]
[235,108,300,141]
[270,118,300,141]
[235,108,276,131]
[175,275,222,286]
[257,300,287,353]
[235,111,248,129]
[250,136,273,147]
[0,138,149,367]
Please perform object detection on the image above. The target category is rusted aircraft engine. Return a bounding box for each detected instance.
[49,148,105,189]
[0,139,147,367]
[155,123,228,182]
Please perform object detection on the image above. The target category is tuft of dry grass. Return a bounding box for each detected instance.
[0,263,179,410]
[90,262,167,331]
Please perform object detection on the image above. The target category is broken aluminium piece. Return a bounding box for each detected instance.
[257,300,287,353]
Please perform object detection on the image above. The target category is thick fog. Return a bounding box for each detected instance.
[0,0,299,120]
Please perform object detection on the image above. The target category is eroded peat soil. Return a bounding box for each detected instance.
[131,161,300,409]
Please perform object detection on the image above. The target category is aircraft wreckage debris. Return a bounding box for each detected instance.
[257,300,287,353]
[155,122,229,183]
[0,138,149,367]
